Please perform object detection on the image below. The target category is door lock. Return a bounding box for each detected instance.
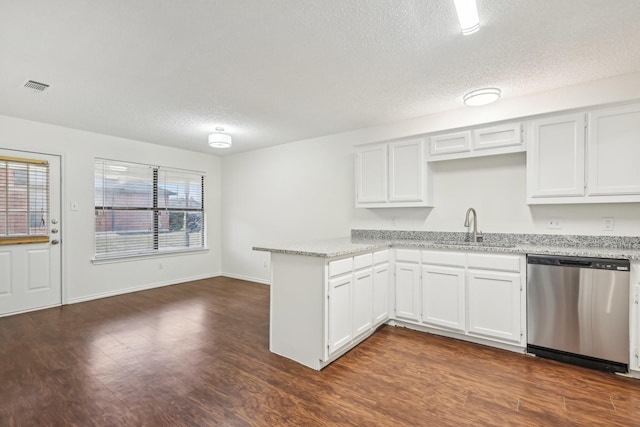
[51,228,59,234]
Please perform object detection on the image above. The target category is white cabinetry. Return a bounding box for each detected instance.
[528,102,640,204]
[428,122,523,161]
[394,249,421,322]
[393,249,526,348]
[355,144,387,204]
[372,250,390,326]
[352,254,374,340]
[421,250,466,332]
[355,138,432,208]
[527,113,586,200]
[269,249,390,371]
[421,264,465,331]
[587,104,640,197]
[467,270,521,343]
[328,273,353,354]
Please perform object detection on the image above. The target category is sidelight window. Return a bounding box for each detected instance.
[94,159,205,259]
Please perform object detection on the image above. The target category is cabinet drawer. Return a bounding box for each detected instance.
[373,249,390,264]
[467,253,521,272]
[395,249,421,263]
[354,253,373,270]
[329,258,353,277]
[422,250,466,267]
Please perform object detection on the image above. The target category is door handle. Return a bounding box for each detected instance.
[51,228,59,234]
[51,240,60,245]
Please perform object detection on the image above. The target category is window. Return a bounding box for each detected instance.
[94,159,205,259]
[0,156,49,245]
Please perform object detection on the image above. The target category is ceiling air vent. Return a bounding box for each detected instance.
[23,80,50,92]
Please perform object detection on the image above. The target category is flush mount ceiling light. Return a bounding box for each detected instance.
[453,0,480,35]
[208,127,232,148]
[463,88,501,106]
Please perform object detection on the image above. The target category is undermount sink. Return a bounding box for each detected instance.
[433,241,516,249]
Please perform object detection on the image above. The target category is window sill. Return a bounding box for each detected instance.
[91,248,209,265]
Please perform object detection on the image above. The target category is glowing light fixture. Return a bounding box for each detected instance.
[463,88,501,106]
[208,127,232,148]
[453,0,480,35]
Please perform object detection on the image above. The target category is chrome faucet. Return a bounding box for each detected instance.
[464,208,483,243]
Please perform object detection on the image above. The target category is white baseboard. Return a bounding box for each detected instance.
[66,273,223,304]
[221,272,271,285]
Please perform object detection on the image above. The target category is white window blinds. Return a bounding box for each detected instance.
[95,159,205,259]
[0,156,49,244]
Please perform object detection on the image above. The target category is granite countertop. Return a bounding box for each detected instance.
[253,230,640,260]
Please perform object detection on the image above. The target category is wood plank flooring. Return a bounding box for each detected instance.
[1,276,639,426]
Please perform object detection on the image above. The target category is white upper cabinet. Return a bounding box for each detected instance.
[587,104,640,196]
[428,122,523,161]
[472,122,522,151]
[355,144,387,204]
[355,138,432,208]
[389,139,425,202]
[527,113,586,201]
[428,131,471,156]
[528,102,640,204]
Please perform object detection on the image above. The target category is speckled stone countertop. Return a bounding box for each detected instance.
[253,230,640,260]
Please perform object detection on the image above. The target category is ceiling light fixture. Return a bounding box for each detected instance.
[453,0,480,35]
[208,127,232,148]
[463,88,501,106]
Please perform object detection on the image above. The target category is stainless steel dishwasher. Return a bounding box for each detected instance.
[527,254,630,373]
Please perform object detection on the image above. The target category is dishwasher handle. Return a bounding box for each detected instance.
[557,259,592,267]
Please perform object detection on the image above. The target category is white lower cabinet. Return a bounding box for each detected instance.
[395,261,421,322]
[328,274,353,355]
[373,262,390,326]
[421,264,465,331]
[467,269,522,343]
[353,268,374,339]
[393,249,525,348]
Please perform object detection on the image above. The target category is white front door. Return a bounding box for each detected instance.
[0,149,62,316]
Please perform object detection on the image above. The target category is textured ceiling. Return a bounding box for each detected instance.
[1,0,640,155]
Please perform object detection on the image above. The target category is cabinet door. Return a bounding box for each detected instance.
[356,144,387,204]
[373,263,390,326]
[388,139,425,202]
[428,131,471,156]
[395,262,421,322]
[528,114,585,199]
[467,270,521,343]
[472,123,522,151]
[587,103,640,196]
[353,268,373,339]
[422,265,465,332]
[328,274,353,355]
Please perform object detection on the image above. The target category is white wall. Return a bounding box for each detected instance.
[222,72,640,283]
[0,114,222,303]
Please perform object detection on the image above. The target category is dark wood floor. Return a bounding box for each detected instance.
[1,277,639,426]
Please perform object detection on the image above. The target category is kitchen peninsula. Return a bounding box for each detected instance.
[254,230,640,373]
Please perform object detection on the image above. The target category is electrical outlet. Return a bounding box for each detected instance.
[547,218,561,229]
[158,262,163,270]
[263,261,268,268]
[602,217,614,231]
